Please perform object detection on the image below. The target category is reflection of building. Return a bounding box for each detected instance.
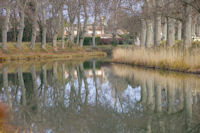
[64,68,107,83]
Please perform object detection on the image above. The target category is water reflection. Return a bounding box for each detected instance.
[0,61,200,132]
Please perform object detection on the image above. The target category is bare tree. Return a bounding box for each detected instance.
[66,0,79,47]
[1,0,12,50]
[30,0,39,49]
[80,0,89,47]
[16,0,28,49]
[41,0,49,49]
[51,0,63,50]
[183,1,192,47]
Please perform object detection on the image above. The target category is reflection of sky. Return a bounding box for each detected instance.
[0,66,142,114]
[60,69,141,113]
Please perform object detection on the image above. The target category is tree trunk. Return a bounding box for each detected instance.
[167,17,175,46]
[140,18,146,47]
[154,14,162,46]
[42,7,47,49]
[42,65,48,105]
[192,18,196,37]
[154,0,162,46]
[76,8,81,46]
[52,10,62,50]
[183,80,192,129]
[183,4,192,47]
[2,4,11,50]
[17,10,25,49]
[146,79,154,111]
[92,60,98,105]
[196,16,200,37]
[3,67,12,108]
[17,66,26,106]
[177,21,182,40]
[162,18,167,41]
[92,14,97,48]
[155,82,162,112]
[112,11,118,45]
[30,1,39,49]
[80,64,89,105]
[145,19,154,47]
[61,12,65,49]
[80,4,88,47]
[31,65,40,111]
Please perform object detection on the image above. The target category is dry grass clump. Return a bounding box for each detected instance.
[112,46,200,73]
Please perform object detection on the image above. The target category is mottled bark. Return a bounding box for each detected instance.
[68,65,76,109]
[141,80,147,111]
[31,65,39,111]
[2,3,11,50]
[140,19,146,47]
[177,21,182,40]
[145,19,154,47]
[80,64,89,105]
[162,18,167,41]
[76,8,81,46]
[92,60,98,105]
[80,3,88,47]
[17,66,26,106]
[183,80,192,129]
[3,67,12,108]
[155,82,162,112]
[60,63,66,105]
[92,14,97,48]
[52,9,62,50]
[76,65,82,104]
[17,10,25,49]
[154,14,162,46]
[196,16,200,37]
[42,6,47,49]
[61,13,65,49]
[183,4,192,47]
[154,0,162,46]
[167,17,175,46]
[167,82,176,114]
[30,1,39,49]
[146,80,154,111]
[42,65,48,105]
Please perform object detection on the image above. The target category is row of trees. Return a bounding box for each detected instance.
[1,0,199,50]
[139,0,200,48]
[1,0,139,50]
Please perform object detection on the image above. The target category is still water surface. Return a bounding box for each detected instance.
[0,60,200,133]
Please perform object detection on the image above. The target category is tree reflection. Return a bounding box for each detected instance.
[0,62,199,132]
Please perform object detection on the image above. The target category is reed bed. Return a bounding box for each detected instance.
[112,46,200,73]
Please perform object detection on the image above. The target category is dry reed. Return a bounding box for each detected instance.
[112,46,200,73]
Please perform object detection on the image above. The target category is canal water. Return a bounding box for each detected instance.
[0,60,199,133]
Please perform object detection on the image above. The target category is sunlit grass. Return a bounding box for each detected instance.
[0,42,106,61]
[112,46,200,73]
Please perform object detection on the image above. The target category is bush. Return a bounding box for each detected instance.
[83,37,101,46]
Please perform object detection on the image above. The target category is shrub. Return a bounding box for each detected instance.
[83,37,101,46]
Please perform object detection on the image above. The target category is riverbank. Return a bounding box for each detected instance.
[112,46,200,74]
[0,42,106,62]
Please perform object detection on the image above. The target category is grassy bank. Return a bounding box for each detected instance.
[0,42,106,62]
[112,46,200,73]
